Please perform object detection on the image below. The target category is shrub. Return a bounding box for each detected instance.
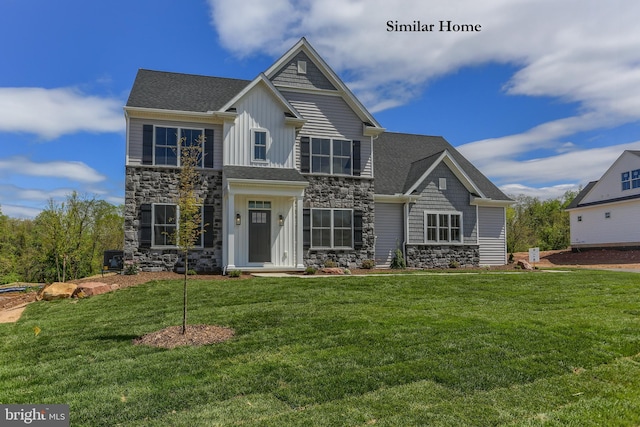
[123,261,139,275]
[228,269,242,278]
[187,269,197,276]
[390,249,406,269]
[324,260,337,268]
[361,259,375,269]
[305,266,317,275]
[343,269,351,275]
[449,260,460,269]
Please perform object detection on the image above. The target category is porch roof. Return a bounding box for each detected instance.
[223,166,308,183]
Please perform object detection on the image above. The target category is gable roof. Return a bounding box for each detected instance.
[126,69,250,112]
[264,38,384,134]
[374,132,511,201]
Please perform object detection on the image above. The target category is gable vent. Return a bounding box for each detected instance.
[297,60,307,74]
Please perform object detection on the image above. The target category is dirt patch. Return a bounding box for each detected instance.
[511,248,640,270]
[132,324,235,349]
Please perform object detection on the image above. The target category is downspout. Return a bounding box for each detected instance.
[403,201,409,262]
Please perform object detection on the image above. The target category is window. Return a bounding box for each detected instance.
[577,215,582,222]
[248,201,271,209]
[252,129,267,162]
[153,204,177,246]
[424,212,462,243]
[297,60,307,74]
[154,126,204,166]
[605,212,611,219]
[310,138,352,175]
[311,209,353,248]
[633,169,640,189]
[621,169,640,191]
[439,178,447,190]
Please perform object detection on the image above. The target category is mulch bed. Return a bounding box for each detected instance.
[132,324,235,349]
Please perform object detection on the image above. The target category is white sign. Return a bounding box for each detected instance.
[529,247,540,263]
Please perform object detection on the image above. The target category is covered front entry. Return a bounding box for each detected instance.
[222,166,309,271]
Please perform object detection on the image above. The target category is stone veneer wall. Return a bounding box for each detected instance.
[124,166,223,273]
[406,245,479,269]
[303,175,375,268]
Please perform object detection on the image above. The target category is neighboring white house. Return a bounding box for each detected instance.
[566,150,640,249]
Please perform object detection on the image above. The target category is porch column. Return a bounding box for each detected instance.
[226,191,236,270]
[296,195,305,269]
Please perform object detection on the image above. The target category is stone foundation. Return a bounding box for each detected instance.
[406,244,479,269]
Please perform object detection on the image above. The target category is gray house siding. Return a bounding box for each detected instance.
[271,52,337,91]
[282,90,372,177]
[478,206,507,265]
[407,163,478,244]
[127,118,224,170]
[374,202,404,266]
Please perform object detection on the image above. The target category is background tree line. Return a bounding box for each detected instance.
[506,190,577,254]
[0,192,123,284]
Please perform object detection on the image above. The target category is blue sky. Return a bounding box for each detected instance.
[2,0,639,218]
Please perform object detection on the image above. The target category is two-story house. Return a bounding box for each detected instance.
[123,38,512,272]
[566,150,640,249]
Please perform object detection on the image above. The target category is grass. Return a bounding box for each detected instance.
[1,270,639,426]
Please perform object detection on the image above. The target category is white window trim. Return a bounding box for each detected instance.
[251,128,269,163]
[310,208,354,249]
[152,204,205,249]
[310,137,353,176]
[153,126,205,167]
[423,211,464,244]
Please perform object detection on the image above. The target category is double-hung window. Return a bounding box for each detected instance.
[311,209,353,249]
[252,129,268,162]
[425,212,462,243]
[154,127,204,167]
[153,204,177,247]
[311,138,352,175]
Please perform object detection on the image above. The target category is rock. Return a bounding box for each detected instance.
[321,267,345,275]
[41,282,78,301]
[76,282,112,297]
[517,260,533,270]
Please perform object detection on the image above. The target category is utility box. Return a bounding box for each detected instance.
[103,250,124,272]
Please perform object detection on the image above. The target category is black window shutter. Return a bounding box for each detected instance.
[303,208,310,249]
[204,129,214,168]
[142,125,153,165]
[352,140,361,176]
[140,204,152,248]
[300,136,310,173]
[203,205,215,247]
[353,210,363,249]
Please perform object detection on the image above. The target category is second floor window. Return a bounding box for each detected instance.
[311,138,352,175]
[252,129,267,162]
[154,127,203,167]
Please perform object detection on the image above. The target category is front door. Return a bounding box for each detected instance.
[249,210,271,262]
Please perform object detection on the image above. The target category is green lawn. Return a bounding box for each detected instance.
[1,271,639,426]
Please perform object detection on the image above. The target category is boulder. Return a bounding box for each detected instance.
[517,260,534,270]
[41,282,77,301]
[76,282,112,297]
[321,267,345,275]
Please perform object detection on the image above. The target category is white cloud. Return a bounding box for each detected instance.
[207,0,640,196]
[0,156,106,183]
[0,87,123,139]
[500,183,580,200]
[0,204,42,219]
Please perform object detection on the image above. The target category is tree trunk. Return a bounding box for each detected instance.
[182,252,188,334]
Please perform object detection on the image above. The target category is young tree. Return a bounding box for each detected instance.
[173,133,206,334]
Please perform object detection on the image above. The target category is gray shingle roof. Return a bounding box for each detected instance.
[126,69,250,112]
[374,132,511,201]
[565,181,597,209]
[223,166,308,183]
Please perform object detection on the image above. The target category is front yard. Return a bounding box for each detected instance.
[1,271,639,426]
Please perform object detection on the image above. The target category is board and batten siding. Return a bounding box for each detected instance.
[478,206,507,265]
[281,90,373,177]
[127,118,223,169]
[224,84,296,168]
[374,202,404,266]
